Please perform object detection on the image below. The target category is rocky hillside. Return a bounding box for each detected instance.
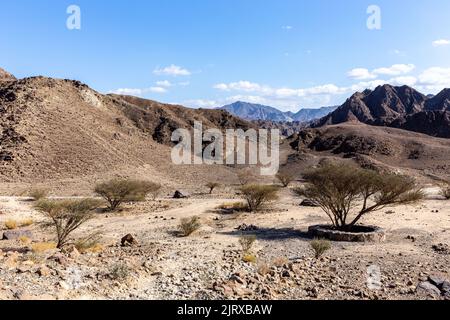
[0,70,253,182]
[287,124,450,180]
[313,85,450,138]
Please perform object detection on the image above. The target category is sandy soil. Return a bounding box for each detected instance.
[0,187,449,300]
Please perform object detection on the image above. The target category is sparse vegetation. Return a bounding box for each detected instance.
[28,188,49,201]
[242,253,257,264]
[237,169,256,186]
[31,242,57,253]
[256,262,271,276]
[272,256,289,267]
[440,184,450,200]
[294,164,423,231]
[178,216,201,237]
[276,172,295,187]
[74,232,103,253]
[94,179,161,211]
[310,239,331,259]
[4,219,18,230]
[206,182,220,194]
[19,236,32,244]
[240,184,279,212]
[216,202,248,212]
[20,218,34,227]
[34,198,102,248]
[109,263,130,281]
[239,235,256,253]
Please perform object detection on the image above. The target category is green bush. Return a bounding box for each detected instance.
[310,239,331,259]
[178,216,201,237]
[240,184,279,212]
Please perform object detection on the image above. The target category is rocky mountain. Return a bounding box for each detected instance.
[0,70,253,182]
[219,101,337,123]
[0,68,16,82]
[219,101,293,122]
[313,85,450,138]
[289,106,338,122]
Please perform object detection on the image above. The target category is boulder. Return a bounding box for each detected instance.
[416,281,441,297]
[300,199,319,207]
[121,234,138,247]
[173,190,190,199]
[2,230,33,241]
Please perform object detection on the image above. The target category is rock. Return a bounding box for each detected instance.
[121,234,138,247]
[428,275,446,287]
[173,190,189,199]
[300,199,319,207]
[441,281,450,298]
[281,270,292,278]
[235,224,259,232]
[48,253,69,266]
[229,274,246,285]
[2,230,33,240]
[432,243,450,255]
[36,265,51,277]
[416,281,441,297]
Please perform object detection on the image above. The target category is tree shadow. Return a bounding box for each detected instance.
[219,227,313,241]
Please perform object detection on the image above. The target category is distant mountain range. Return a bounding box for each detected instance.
[218,101,337,123]
[313,84,450,138]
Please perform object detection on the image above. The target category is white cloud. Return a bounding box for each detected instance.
[417,67,450,91]
[282,26,293,30]
[154,64,191,76]
[110,88,144,96]
[183,99,218,108]
[389,76,418,87]
[178,81,190,86]
[110,86,167,96]
[432,39,450,47]
[149,87,167,93]
[156,80,172,87]
[347,68,377,80]
[373,64,415,76]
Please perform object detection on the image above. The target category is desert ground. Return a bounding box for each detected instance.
[0,182,449,300]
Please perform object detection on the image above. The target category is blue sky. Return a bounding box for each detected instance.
[1,0,450,111]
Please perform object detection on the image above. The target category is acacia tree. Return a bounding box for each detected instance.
[35,198,102,248]
[94,179,161,211]
[294,164,423,230]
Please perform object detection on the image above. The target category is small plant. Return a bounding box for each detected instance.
[272,256,289,267]
[4,219,18,230]
[242,253,257,264]
[94,178,161,211]
[178,216,201,237]
[109,263,130,281]
[74,232,103,253]
[310,239,331,259]
[20,218,34,227]
[239,235,256,253]
[29,188,49,201]
[239,184,279,212]
[19,236,31,244]
[237,169,256,186]
[256,262,271,276]
[206,182,220,194]
[440,185,450,200]
[31,242,57,253]
[34,198,102,248]
[276,172,295,187]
